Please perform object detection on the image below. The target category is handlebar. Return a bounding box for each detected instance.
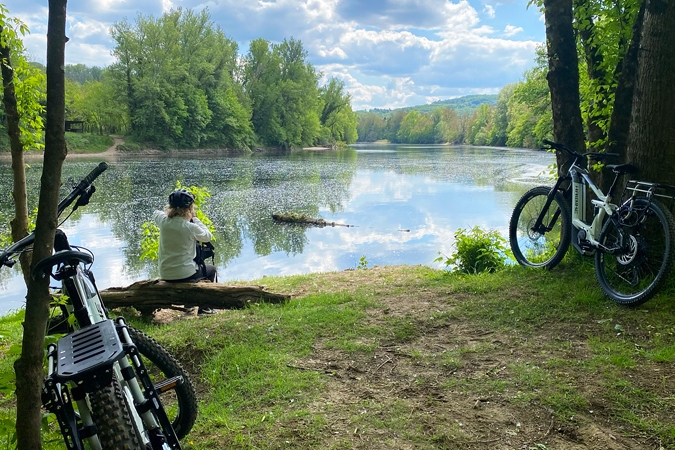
[542,139,619,161]
[0,162,108,267]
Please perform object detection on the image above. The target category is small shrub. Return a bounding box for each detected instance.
[436,226,511,274]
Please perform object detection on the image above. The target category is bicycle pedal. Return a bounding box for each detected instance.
[154,375,184,393]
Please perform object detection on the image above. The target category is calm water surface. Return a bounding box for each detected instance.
[0,144,554,313]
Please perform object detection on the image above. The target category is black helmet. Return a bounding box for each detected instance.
[168,189,195,208]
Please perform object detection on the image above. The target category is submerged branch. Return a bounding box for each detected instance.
[272,212,354,228]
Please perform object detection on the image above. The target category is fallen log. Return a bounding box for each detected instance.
[272,212,354,227]
[100,279,290,313]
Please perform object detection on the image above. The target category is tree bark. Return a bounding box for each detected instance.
[544,0,587,173]
[14,1,68,449]
[100,280,290,313]
[0,29,31,286]
[625,0,675,185]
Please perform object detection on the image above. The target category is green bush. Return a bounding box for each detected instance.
[436,226,512,274]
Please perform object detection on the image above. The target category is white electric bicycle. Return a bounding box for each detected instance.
[509,140,675,306]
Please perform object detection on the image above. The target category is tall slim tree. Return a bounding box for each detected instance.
[544,0,586,172]
[14,0,69,448]
[0,26,30,284]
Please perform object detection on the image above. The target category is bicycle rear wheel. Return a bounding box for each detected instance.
[509,186,571,269]
[128,326,198,440]
[595,198,675,305]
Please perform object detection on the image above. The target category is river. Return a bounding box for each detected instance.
[0,143,554,314]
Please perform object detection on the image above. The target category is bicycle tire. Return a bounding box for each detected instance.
[128,326,198,440]
[88,376,143,450]
[595,198,675,306]
[509,186,571,269]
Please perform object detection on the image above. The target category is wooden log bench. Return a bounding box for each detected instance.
[100,279,290,315]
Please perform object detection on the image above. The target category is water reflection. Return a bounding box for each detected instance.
[0,144,554,313]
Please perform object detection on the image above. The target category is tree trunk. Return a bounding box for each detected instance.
[600,1,645,191]
[100,280,290,313]
[574,1,608,149]
[625,0,675,185]
[0,30,31,286]
[14,1,68,449]
[544,0,587,173]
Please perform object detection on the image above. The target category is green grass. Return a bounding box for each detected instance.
[64,133,114,153]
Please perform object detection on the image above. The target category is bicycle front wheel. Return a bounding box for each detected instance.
[509,186,571,269]
[595,198,675,305]
[89,375,144,450]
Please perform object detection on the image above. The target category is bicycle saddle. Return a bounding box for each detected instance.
[606,164,637,174]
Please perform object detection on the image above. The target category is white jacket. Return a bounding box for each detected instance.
[152,211,212,280]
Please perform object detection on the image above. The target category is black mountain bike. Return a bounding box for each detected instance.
[0,163,198,449]
[509,140,675,306]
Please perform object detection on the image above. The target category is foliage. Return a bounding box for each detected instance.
[0,207,36,247]
[436,226,512,274]
[140,182,214,261]
[357,255,369,269]
[0,7,45,151]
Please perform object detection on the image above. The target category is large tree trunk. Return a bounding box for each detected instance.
[0,30,31,286]
[625,0,675,185]
[14,1,69,449]
[544,0,587,174]
[100,280,290,313]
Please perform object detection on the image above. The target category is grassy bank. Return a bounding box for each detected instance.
[1,258,674,449]
[64,133,114,153]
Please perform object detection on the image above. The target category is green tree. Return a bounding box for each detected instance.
[318,77,357,144]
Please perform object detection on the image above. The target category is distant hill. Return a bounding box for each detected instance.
[358,94,498,117]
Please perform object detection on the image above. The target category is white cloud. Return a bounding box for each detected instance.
[484,5,496,18]
[504,25,524,36]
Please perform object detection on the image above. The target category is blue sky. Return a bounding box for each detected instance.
[3,0,545,110]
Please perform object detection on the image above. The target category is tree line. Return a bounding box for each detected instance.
[1,8,358,151]
[357,48,551,148]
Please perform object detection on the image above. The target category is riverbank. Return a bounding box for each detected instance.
[1,260,674,449]
[0,136,339,163]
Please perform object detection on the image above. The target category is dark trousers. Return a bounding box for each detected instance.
[165,264,217,283]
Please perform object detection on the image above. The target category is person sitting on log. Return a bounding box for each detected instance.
[153,188,217,315]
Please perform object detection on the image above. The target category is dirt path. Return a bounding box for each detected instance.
[0,136,124,162]
[63,135,124,160]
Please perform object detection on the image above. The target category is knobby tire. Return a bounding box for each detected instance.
[595,198,675,306]
[128,326,198,440]
[88,376,143,450]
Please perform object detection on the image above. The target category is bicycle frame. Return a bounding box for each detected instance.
[568,161,617,248]
[532,157,620,256]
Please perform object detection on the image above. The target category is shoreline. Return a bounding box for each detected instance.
[0,140,338,163]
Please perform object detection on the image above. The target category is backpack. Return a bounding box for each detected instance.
[194,241,216,279]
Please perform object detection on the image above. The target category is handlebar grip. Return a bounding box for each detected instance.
[542,139,555,146]
[79,162,109,188]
